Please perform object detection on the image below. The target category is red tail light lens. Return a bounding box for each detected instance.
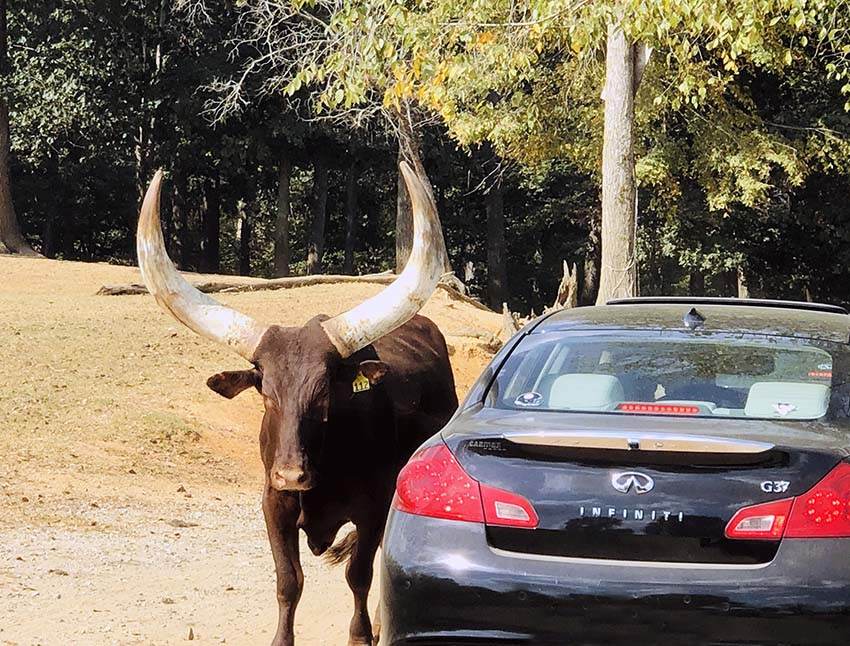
[726,462,850,541]
[725,498,793,540]
[786,462,850,538]
[393,444,483,523]
[481,484,539,528]
[393,443,538,528]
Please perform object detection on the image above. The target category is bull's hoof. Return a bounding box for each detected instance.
[347,638,372,646]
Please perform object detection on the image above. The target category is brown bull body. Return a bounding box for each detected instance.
[208,314,456,645]
[137,162,457,645]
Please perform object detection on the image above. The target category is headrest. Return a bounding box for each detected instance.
[549,374,624,411]
[744,381,829,419]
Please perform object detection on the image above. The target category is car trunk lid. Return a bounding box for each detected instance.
[453,427,843,564]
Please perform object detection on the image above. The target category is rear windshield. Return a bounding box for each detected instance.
[489,331,850,421]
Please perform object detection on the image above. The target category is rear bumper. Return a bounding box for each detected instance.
[380,510,850,645]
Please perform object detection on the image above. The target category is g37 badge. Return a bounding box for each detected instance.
[761,480,791,493]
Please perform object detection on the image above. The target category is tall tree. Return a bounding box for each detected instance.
[306,155,329,274]
[394,149,414,273]
[273,153,292,277]
[483,151,508,309]
[597,22,638,303]
[0,0,35,255]
[244,0,850,303]
[237,199,252,276]
[395,108,452,274]
[200,174,220,273]
[343,157,359,274]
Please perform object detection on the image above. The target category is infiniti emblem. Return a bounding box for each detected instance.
[611,471,655,495]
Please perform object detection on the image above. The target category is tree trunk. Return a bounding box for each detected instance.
[237,200,252,276]
[306,156,328,275]
[689,269,705,296]
[395,108,452,275]
[737,267,749,298]
[549,262,580,311]
[200,175,220,273]
[581,211,601,305]
[273,154,292,277]
[175,174,191,270]
[485,176,508,309]
[41,213,55,258]
[395,148,414,273]
[343,159,358,274]
[0,0,36,256]
[40,151,60,258]
[596,22,637,304]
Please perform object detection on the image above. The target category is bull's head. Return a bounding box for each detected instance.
[137,163,445,491]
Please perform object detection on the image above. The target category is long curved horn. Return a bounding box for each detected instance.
[321,161,447,358]
[137,171,269,361]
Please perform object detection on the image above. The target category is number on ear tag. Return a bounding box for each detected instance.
[352,371,371,393]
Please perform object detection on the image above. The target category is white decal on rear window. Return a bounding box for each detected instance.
[515,391,543,407]
[773,402,798,416]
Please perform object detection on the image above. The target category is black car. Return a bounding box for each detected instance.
[380,298,850,645]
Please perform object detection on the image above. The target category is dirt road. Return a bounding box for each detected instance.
[0,256,500,645]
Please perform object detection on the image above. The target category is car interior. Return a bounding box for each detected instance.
[502,336,834,420]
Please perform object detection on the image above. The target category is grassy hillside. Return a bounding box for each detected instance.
[0,255,501,645]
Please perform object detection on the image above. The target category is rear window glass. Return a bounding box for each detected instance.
[489,331,848,421]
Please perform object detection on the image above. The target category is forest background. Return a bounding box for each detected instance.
[3,0,850,313]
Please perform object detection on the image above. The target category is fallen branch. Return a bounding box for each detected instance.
[436,281,494,313]
[97,271,496,314]
[96,271,394,296]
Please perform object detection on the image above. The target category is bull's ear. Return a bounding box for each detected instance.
[358,360,389,386]
[206,369,261,399]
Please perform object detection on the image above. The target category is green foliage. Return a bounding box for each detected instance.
[7,0,850,313]
[235,0,850,219]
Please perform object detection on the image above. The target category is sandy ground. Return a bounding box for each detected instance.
[0,256,501,646]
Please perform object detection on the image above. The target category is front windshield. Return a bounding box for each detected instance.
[489,330,850,421]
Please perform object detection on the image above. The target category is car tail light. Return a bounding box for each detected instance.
[617,402,700,415]
[393,443,538,528]
[725,462,850,541]
[725,498,793,540]
[481,485,539,528]
[786,462,850,538]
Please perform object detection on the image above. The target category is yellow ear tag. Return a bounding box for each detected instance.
[352,371,371,393]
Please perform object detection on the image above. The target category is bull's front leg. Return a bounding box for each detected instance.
[263,487,303,646]
[345,519,384,646]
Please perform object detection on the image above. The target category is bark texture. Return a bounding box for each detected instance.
[175,174,191,270]
[200,175,220,273]
[343,159,358,275]
[395,148,414,273]
[485,177,508,310]
[582,214,601,306]
[689,269,705,296]
[273,155,292,277]
[238,201,252,276]
[395,110,451,275]
[549,261,579,311]
[0,0,36,256]
[596,22,637,304]
[737,268,750,299]
[306,156,328,275]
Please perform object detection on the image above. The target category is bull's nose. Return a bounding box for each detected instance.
[270,468,314,491]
